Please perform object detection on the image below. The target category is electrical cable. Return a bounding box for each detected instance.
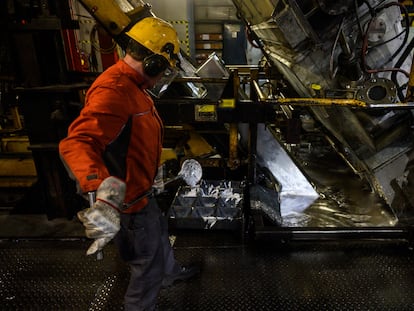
[329,18,345,79]
[90,25,117,54]
[373,2,410,64]
[391,34,414,100]
[360,2,410,79]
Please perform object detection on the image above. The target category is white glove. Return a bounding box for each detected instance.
[77,176,126,256]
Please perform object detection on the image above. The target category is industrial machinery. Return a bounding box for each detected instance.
[118,0,414,240]
[3,0,414,242]
[158,0,414,240]
[227,0,414,240]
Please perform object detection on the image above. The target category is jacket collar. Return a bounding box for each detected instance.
[118,59,146,87]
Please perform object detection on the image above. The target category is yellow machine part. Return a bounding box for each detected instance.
[1,136,31,153]
[160,128,217,165]
[0,158,37,188]
[78,0,131,35]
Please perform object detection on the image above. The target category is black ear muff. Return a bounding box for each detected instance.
[143,54,169,77]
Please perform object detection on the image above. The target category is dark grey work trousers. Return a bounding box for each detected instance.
[114,197,181,311]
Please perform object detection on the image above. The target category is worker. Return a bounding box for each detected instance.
[59,16,199,311]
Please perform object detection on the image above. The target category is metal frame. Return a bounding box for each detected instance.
[156,65,414,243]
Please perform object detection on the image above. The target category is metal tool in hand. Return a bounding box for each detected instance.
[87,191,103,261]
[165,159,203,187]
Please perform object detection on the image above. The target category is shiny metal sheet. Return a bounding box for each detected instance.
[256,123,319,217]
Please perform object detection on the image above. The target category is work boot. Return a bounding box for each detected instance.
[162,265,200,288]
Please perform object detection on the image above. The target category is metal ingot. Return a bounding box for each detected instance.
[194,196,217,217]
[171,195,195,218]
[217,198,241,218]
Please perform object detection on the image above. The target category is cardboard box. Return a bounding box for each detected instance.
[195,42,223,50]
[196,33,223,41]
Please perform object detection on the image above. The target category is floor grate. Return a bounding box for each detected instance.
[1,237,414,310]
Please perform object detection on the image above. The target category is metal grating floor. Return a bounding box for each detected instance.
[1,233,414,310]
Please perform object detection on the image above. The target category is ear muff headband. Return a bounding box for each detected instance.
[143,54,169,77]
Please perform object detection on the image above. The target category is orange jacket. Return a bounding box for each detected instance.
[59,59,163,213]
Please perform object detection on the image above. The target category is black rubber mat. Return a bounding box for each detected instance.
[1,235,414,310]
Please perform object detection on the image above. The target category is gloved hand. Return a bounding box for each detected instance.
[77,176,126,256]
[153,164,165,195]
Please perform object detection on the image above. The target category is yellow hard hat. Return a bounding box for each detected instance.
[125,17,180,67]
